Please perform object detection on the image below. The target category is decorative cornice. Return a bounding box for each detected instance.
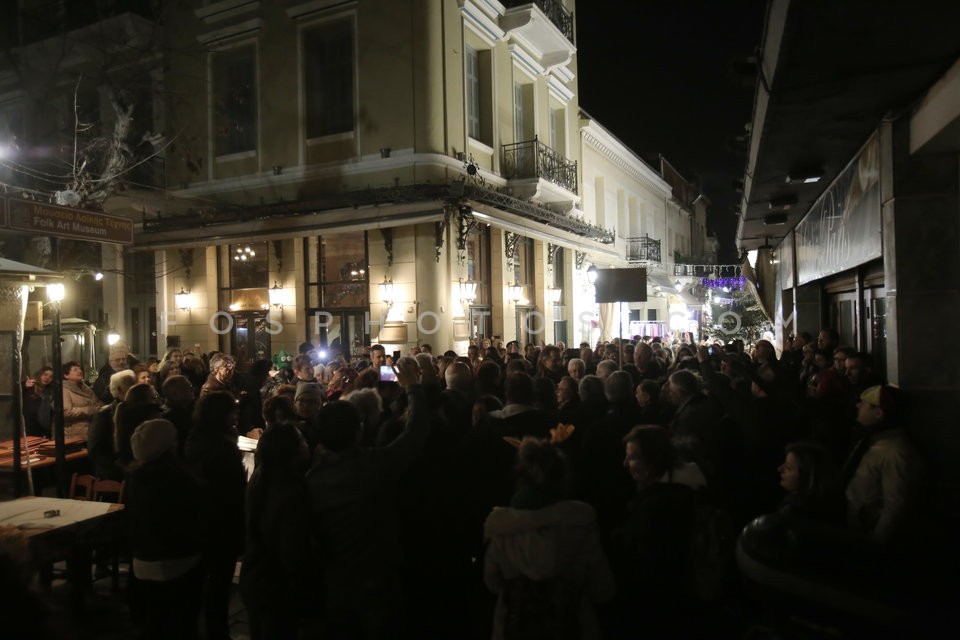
[547,74,574,103]
[509,43,545,78]
[286,0,356,20]
[197,18,263,45]
[461,0,505,46]
[550,63,575,84]
[580,123,672,197]
[195,0,259,24]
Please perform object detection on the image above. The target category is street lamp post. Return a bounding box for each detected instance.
[47,283,67,498]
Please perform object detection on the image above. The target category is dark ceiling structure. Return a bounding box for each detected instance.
[737,0,960,251]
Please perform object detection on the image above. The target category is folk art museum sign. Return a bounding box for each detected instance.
[0,197,134,245]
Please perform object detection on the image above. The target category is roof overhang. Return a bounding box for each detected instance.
[737,0,960,251]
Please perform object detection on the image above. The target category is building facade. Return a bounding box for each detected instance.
[1,0,703,364]
[737,0,960,515]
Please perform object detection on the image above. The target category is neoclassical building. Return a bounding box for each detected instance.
[0,0,705,362]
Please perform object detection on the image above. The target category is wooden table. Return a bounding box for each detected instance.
[0,496,126,607]
[0,438,90,497]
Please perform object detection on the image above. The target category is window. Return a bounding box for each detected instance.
[320,232,368,308]
[229,241,269,290]
[213,45,257,156]
[465,225,491,304]
[304,19,354,138]
[514,82,524,141]
[465,45,492,145]
[514,80,534,142]
[549,106,565,154]
[466,45,480,139]
[513,238,535,285]
[221,241,270,312]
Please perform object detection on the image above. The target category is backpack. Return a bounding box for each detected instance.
[687,494,736,601]
[501,574,581,640]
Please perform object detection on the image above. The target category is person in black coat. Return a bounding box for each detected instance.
[240,422,312,640]
[185,391,246,640]
[305,357,428,639]
[127,419,204,640]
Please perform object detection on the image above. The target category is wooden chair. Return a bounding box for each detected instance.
[92,479,125,504]
[91,479,126,592]
[69,473,97,501]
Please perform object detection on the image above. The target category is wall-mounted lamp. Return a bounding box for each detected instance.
[547,287,562,304]
[46,282,65,303]
[175,287,191,311]
[269,281,284,309]
[674,279,684,292]
[586,265,598,285]
[107,332,121,346]
[508,283,522,304]
[459,279,477,304]
[379,276,395,307]
[93,271,104,281]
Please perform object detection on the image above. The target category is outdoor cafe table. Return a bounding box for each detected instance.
[0,496,126,606]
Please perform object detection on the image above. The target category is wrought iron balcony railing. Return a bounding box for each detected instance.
[502,136,578,194]
[673,263,714,278]
[503,0,575,43]
[626,235,661,263]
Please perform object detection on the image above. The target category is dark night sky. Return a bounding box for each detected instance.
[576,0,766,263]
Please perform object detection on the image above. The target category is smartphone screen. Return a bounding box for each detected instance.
[379,365,397,382]
[392,350,401,361]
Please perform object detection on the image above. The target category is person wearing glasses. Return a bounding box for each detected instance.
[200,353,238,399]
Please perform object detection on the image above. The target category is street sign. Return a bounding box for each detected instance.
[2,197,134,245]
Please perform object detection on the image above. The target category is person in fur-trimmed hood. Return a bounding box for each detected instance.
[484,437,615,640]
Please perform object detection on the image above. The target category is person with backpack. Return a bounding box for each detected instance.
[484,437,614,640]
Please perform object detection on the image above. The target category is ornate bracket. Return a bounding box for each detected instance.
[575,250,586,271]
[504,231,521,270]
[547,243,560,266]
[178,248,194,281]
[456,207,477,266]
[382,228,394,267]
[271,240,283,272]
[435,207,453,263]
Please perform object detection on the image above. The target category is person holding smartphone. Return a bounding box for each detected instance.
[306,357,428,637]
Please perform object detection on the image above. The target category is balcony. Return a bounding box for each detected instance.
[500,1,576,70]
[502,136,578,201]
[673,263,714,278]
[626,235,661,264]
[502,0,574,43]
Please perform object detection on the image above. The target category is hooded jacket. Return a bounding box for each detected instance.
[484,500,615,639]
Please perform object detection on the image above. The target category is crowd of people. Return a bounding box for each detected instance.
[11,329,931,638]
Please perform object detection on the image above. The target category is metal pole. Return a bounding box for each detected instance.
[51,301,66,498]
[618,300,623,370]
